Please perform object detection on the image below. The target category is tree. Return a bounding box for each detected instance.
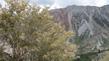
[0,0,77,61]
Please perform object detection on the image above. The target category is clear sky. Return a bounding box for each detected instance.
[0,0,109,9]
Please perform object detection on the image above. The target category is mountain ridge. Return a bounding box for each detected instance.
[50,5,109,53]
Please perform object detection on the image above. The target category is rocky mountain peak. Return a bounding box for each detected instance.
[50,5,109,53]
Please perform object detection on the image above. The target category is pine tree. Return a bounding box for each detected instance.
[0,0,77,61]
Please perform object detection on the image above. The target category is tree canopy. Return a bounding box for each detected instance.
[0,0,77,61]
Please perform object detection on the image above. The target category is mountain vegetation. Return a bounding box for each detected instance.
[0,0,76,61]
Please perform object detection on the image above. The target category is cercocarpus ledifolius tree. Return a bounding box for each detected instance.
[0,0,77,61]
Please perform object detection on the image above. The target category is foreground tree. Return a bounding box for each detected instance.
[0,0,77,61]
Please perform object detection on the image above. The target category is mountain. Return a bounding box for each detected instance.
[50,5,109,54]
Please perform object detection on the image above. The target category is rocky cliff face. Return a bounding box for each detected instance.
[51,5,109,53]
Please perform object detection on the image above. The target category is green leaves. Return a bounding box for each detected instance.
[0,0,76,61]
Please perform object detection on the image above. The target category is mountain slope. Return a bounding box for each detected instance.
[50,5,109,54]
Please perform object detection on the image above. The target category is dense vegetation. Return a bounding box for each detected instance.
[0,0,77,61]
[0,0,109,61]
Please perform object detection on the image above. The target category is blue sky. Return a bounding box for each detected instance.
[0,0,109,9]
